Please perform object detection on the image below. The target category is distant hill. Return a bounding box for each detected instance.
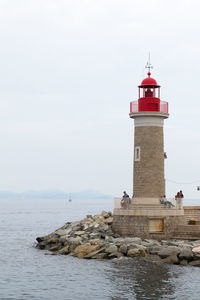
[0,189,113,199]
[71,190,113,199]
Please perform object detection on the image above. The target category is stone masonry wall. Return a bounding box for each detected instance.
[183,206,200,220]
[112,215,200,240]
[133,126,165,198]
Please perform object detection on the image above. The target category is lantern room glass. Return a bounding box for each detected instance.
[138,87,160,99]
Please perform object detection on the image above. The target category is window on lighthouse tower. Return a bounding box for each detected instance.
[135,146,140,161]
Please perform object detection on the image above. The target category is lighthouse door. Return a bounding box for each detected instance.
[149,219,164,232]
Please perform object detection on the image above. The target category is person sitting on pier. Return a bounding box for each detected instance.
[160,195,174,208]
[160,195,167,205]
[121,191,131,208]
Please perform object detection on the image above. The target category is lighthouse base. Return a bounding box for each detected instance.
[112,201,200,240]
[112,214,194,240]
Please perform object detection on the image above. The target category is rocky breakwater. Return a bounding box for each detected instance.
[36,211,200,266]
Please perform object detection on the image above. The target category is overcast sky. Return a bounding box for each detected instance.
[0,0,200,198]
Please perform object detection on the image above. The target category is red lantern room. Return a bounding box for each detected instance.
[138,71,160,112]
[130,60,168,114]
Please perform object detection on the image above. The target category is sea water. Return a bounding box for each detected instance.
[0,197,200,300]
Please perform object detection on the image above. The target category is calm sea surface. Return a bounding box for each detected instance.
[0,197,200,300]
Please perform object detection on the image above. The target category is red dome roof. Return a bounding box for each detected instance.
[140,72,159,87]
[141,77,157,86]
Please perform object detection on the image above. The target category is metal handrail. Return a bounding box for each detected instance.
[130,100,168,114]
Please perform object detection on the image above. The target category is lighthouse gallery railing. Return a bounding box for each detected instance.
[130,101,168,114]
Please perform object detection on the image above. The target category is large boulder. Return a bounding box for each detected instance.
[192,245,200,254]
[161,254,179,264]
[158,246,181,258]
[119,244,128,255]
[162,240,192,248]
[74,231,86,236]
[124,237,142,244]
[104,230,113,237]
[191,247,200,261]
[189,260,200,267]
[149,246,163,255]
[113,238,125,246]
[93,253,109,259]
[80,234,89,241]
[191,241,200,246]
[68,236,82,251]
[179,248,193,261]
[178,242,193,248]
[89,233,101,239]
[49,243,63,252]
[101,211,110,218]
[105,245,118,254]
[104,217,113,225]
[92,223,100,230]
[143,239,160,245]
[73,243,100,258]
[105,236,114,243]
[36,232,55,243]
[83,248,105,259]
[36,236,47,243]
[36,240,49,249]
[47,237,59,244]
[127,248,146,257]
[142,240,160,247]
[71,226,82,233]
[96,216,106,225]
[108,252,124,259]
[127,244,146,252]
[98,224,109,232]
[162,240,182,247]
[89,239,105,247]
[68,236,82,245]
[55,228,72,236]
[83,224,91,231]
[58,246,70,255]
[59,235,70,243]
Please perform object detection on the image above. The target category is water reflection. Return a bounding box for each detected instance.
[107,258,176,300]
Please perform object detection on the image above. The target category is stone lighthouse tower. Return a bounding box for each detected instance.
[112,61,185,239]
[130,61,168,204]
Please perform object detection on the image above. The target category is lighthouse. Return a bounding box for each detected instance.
[112,60,185,239]
[130,61,168,203]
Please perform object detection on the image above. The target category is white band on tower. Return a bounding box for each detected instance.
[134,116,164,127]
